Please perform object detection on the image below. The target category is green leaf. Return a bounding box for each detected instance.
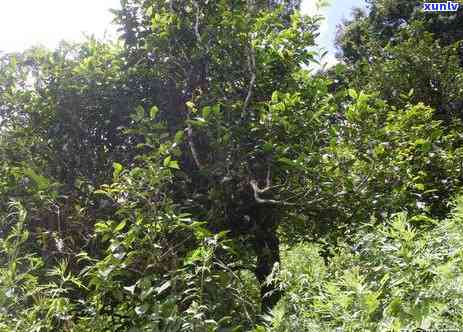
[99,265,115,280]
[163,156,172,167]
[93,189,111,198]
[149,105,159,119]
[271,91,279,102]
[348,88,358,99]
[278,157,296,167]
[184,248,206,265]
[185,101,195,110]
[113,162,123,180]
[262,142,273,153]
[415,139,432,152]
[115,220,126,232]
[211,104,220,114]
[202,106,212,119]
[187,118,207,127]
[357,90,369,104]
[163,156,180,169]
[168,160,180,169]
[175,130,185,142]
[23,168,51,190]
[135,105,144,118]
[415,183,425,191]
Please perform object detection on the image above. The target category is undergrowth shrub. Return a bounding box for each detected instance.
[267,197,463,331]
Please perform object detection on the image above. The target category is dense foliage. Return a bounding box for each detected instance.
[335,0,463,123]
[271,197,463,331]
[0,0,462,330]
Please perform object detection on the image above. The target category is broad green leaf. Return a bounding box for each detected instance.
[115,220,126,232]
[202,106,212,119]
[149,105,159,119]
[113,162,123,179]
[348,88,358,99]
[23,168,50,190]
[163,156,180,169]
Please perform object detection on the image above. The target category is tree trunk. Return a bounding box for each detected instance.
[252,207,282,313]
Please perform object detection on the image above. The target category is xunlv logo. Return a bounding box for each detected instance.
[423,2,460,11]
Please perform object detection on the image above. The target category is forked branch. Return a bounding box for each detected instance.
[250,180,296,206]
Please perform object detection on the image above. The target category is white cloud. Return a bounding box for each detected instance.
[321,52,338,68]
[0,0,120,52]
[301,0,320,14]
[301,0,332,15]
[301,0,336,69]
[0,0,339,70]
[301,0,331,48]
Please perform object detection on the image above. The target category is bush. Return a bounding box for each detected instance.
[268,197,463,331]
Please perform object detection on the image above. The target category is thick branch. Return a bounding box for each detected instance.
[251,165,273,194]
[193,1,202,43]
[265,164,271,189]
[250,180,296,206]
[242,44,256,116]
[185,125,203,170]
[250,179,350,207]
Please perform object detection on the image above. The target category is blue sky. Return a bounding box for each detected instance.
[302,0,367,66]
[0,0,367,64]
